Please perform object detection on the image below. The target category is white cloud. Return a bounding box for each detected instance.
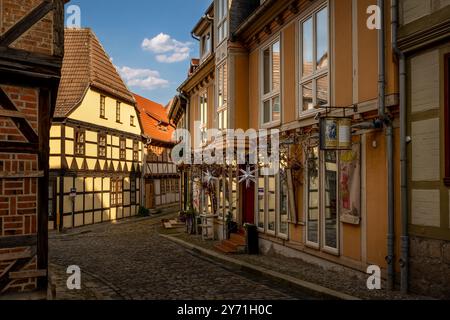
[117,66,169,90]
[142,33,192,63]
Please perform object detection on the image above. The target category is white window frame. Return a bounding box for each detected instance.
[260,36,281,128]
[217,62,228,131]
[200,30,212,61]
[255,172,289,239]
[217,0,228,45]
[277,173,289,240]
[199,91,208,145]
[298,3,330,118]
[303,148,340,255]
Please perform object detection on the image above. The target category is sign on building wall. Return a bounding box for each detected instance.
[339,143,361,225]
[320,117,352,151]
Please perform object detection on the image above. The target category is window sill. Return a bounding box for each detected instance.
[260,121,281,130]
[298,108,325,121]
[100,116,108,120]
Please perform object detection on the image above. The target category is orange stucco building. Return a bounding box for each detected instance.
[170,0,450,298]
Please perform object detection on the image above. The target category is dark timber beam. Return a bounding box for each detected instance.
[0,87,39,144]
[0,0,55,47]
[37,88,52,289]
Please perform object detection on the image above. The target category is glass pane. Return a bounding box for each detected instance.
[272,41,280,92]
[317,75,328,107]
[223,63,228,105]
[307,147,319,244]
[218,65,223,108]
[279,175,289,236]
[218,111,223,130]
[268,176,276,232]
[302,81,314,111]
[263,100,271,124]
[219,179,224,219]
[272,95,280,122]
[325,151,338,249]
[223,109,228,129]
[316,7,329,70]
[231,177,237,221]
[302,18,313,77]
[263,48,271,95]
[258,176,265,229]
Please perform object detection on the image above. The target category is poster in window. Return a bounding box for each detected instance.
[339,143,361,225]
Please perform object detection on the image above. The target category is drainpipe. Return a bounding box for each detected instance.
[392,0,409,294]
[378,0,395,291]
[177,90,192,210]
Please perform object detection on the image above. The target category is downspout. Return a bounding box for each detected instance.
[378,0,395,291]
[177,90,192,211]
[392,0,409,294]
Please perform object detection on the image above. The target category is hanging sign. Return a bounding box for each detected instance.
[320,117,352,151]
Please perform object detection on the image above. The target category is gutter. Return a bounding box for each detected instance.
[378,0,395,291]
[392,0,409,294]
[232,0,278,39]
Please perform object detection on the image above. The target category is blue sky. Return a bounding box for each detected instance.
[66,0,211,105]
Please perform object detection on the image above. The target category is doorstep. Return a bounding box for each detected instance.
[159,233,359,301]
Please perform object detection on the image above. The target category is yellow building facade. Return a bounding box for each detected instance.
[49,29,143,230]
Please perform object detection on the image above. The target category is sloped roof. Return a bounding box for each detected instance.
[55,28,135,118]
[134,93,175,144]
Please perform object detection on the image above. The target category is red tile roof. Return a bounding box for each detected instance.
[134,93,175,144]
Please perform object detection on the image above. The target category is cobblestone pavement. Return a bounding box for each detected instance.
[49,215,313,300]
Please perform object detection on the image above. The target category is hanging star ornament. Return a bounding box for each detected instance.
[203,169,218,187]
[239,166,257,189]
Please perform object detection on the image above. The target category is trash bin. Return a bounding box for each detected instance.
[245,224,259,255]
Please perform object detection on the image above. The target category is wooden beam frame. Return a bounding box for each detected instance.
[0,235,37,249]
[37,88,51,290]
[0,87,38,143]
[0,0,54,47]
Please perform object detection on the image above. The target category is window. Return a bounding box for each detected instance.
[256,158,288,238]
[74,129,85,155]
[161,180,166,195]
[445,54,450,186]
[217,63,228,130]
[261,39,281,125]
[201,32,211,59]
[100,95,106,119]
[133,140,139,161]
[305,147,339,252]
[256,174,277,235]
[279,171,289,237]
[116,101,121,123]
[200,92,208,144]
[299,6,329,113]
[130,176,137,205]
[98,134,107,158]
[119,138,126,160]
[130,115,135,127]
[111,179,123,207]
[217,0,228,43]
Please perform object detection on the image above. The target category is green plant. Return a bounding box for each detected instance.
[138,206,150,217]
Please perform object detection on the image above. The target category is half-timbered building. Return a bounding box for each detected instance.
[0,0,67,297]
[135,94,179,212]
[49,28,143,230]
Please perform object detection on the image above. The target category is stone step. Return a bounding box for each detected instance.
[229,233,246,246]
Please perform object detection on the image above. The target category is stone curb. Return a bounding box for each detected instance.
[160,233,361,301]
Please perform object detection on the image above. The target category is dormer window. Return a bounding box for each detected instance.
[200,32,211,59]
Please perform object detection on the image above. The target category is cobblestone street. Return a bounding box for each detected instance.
[49,215,314,300]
